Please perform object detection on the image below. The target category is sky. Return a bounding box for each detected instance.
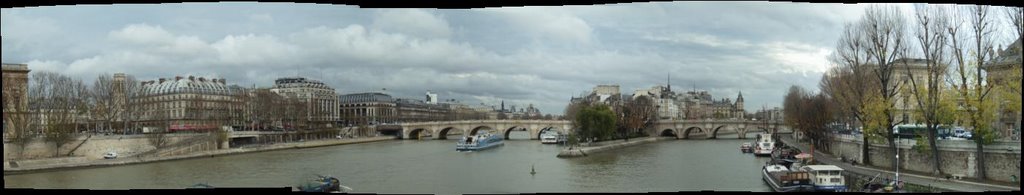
[1,2,939,115]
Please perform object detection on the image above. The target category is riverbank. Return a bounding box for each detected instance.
[776,134,1019,192]
[557,137,674,158]
[3,136,397,176]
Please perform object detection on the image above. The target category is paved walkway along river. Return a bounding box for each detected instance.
[777,134,1020,192]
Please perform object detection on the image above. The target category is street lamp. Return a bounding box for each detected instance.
[895,140,901,188]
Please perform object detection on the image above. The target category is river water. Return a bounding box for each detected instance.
[4,138,772,194]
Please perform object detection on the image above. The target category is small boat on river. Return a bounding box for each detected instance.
[541,132,561,144]
[456,132,504,151]
[296,175,352,193]
[741,143,753,153]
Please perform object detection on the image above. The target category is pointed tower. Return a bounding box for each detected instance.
[667,73,672,92]
[736,91,745,107]
[736,91,745,117]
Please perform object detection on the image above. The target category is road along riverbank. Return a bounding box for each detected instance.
[557,137,674,158]
[4,136,397,175]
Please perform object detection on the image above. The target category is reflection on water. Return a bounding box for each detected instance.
[5,139,771,194]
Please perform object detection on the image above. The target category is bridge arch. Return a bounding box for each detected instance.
[711,126,729,139]
[437,127,463,140]
[745,127,770,140]
[682,127,707,140]
[660,129,679,138]
[408,128,428,140]
[470,126,496,136]
[503,126,529,140]
[536,126,570,140]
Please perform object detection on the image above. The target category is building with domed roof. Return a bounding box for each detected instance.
[136,75,246,132]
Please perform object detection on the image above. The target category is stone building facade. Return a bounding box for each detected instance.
[395,98,448,122]
[637,86,745,120]
[890,58,941,125]
[984,37,1023,137]
[136,76,245,132]
[339,92,397,127]
[2,63,31,138]
[270,77,340,128]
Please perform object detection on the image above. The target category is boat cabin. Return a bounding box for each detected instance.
[800,165,847,192]
[765,164,812,187]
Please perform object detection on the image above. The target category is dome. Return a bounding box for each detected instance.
[142,76,233,96]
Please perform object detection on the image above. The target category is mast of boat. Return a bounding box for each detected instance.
[531,164,537,175]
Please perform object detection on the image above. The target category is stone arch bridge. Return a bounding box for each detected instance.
[650,119,789,139]
[398,119,788,140]
[400,120,573,140]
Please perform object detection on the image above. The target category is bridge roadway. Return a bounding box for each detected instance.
[396,119,789,140]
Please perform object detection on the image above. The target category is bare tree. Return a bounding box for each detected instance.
[120,75,143,134]
[947,5,1003,180]
[785,85,835,151]
[250,89,280,131]
[89,74,120,134]
[283,98,309,130]
[783,86,806,133]
[147,109,170,149]
[903,4,954,176]
[1005,6,1023,46]
[32,72,89,157]
[622,96,656,139]
[827,20,883,165]
[860,5,910,171]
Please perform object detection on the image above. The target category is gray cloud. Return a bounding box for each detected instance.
[2,2,892,115]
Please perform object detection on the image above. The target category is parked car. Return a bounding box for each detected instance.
[954,128,972,139]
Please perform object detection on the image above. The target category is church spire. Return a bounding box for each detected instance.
[667,73,671,92]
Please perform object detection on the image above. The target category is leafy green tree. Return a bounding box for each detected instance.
[574,104,617,142]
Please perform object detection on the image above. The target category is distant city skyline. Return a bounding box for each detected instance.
[11,3,1013,115]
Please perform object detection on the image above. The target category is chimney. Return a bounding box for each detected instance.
[159,78,167,83]
[175,76,183,81]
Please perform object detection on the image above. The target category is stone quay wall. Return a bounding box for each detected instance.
[557,137,673,158]
[3,134,202,161]
[828,134,1021,183]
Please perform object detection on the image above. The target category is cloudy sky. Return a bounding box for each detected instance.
[4,2,910,115]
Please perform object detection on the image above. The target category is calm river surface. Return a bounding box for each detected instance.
[4,138,772,194]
